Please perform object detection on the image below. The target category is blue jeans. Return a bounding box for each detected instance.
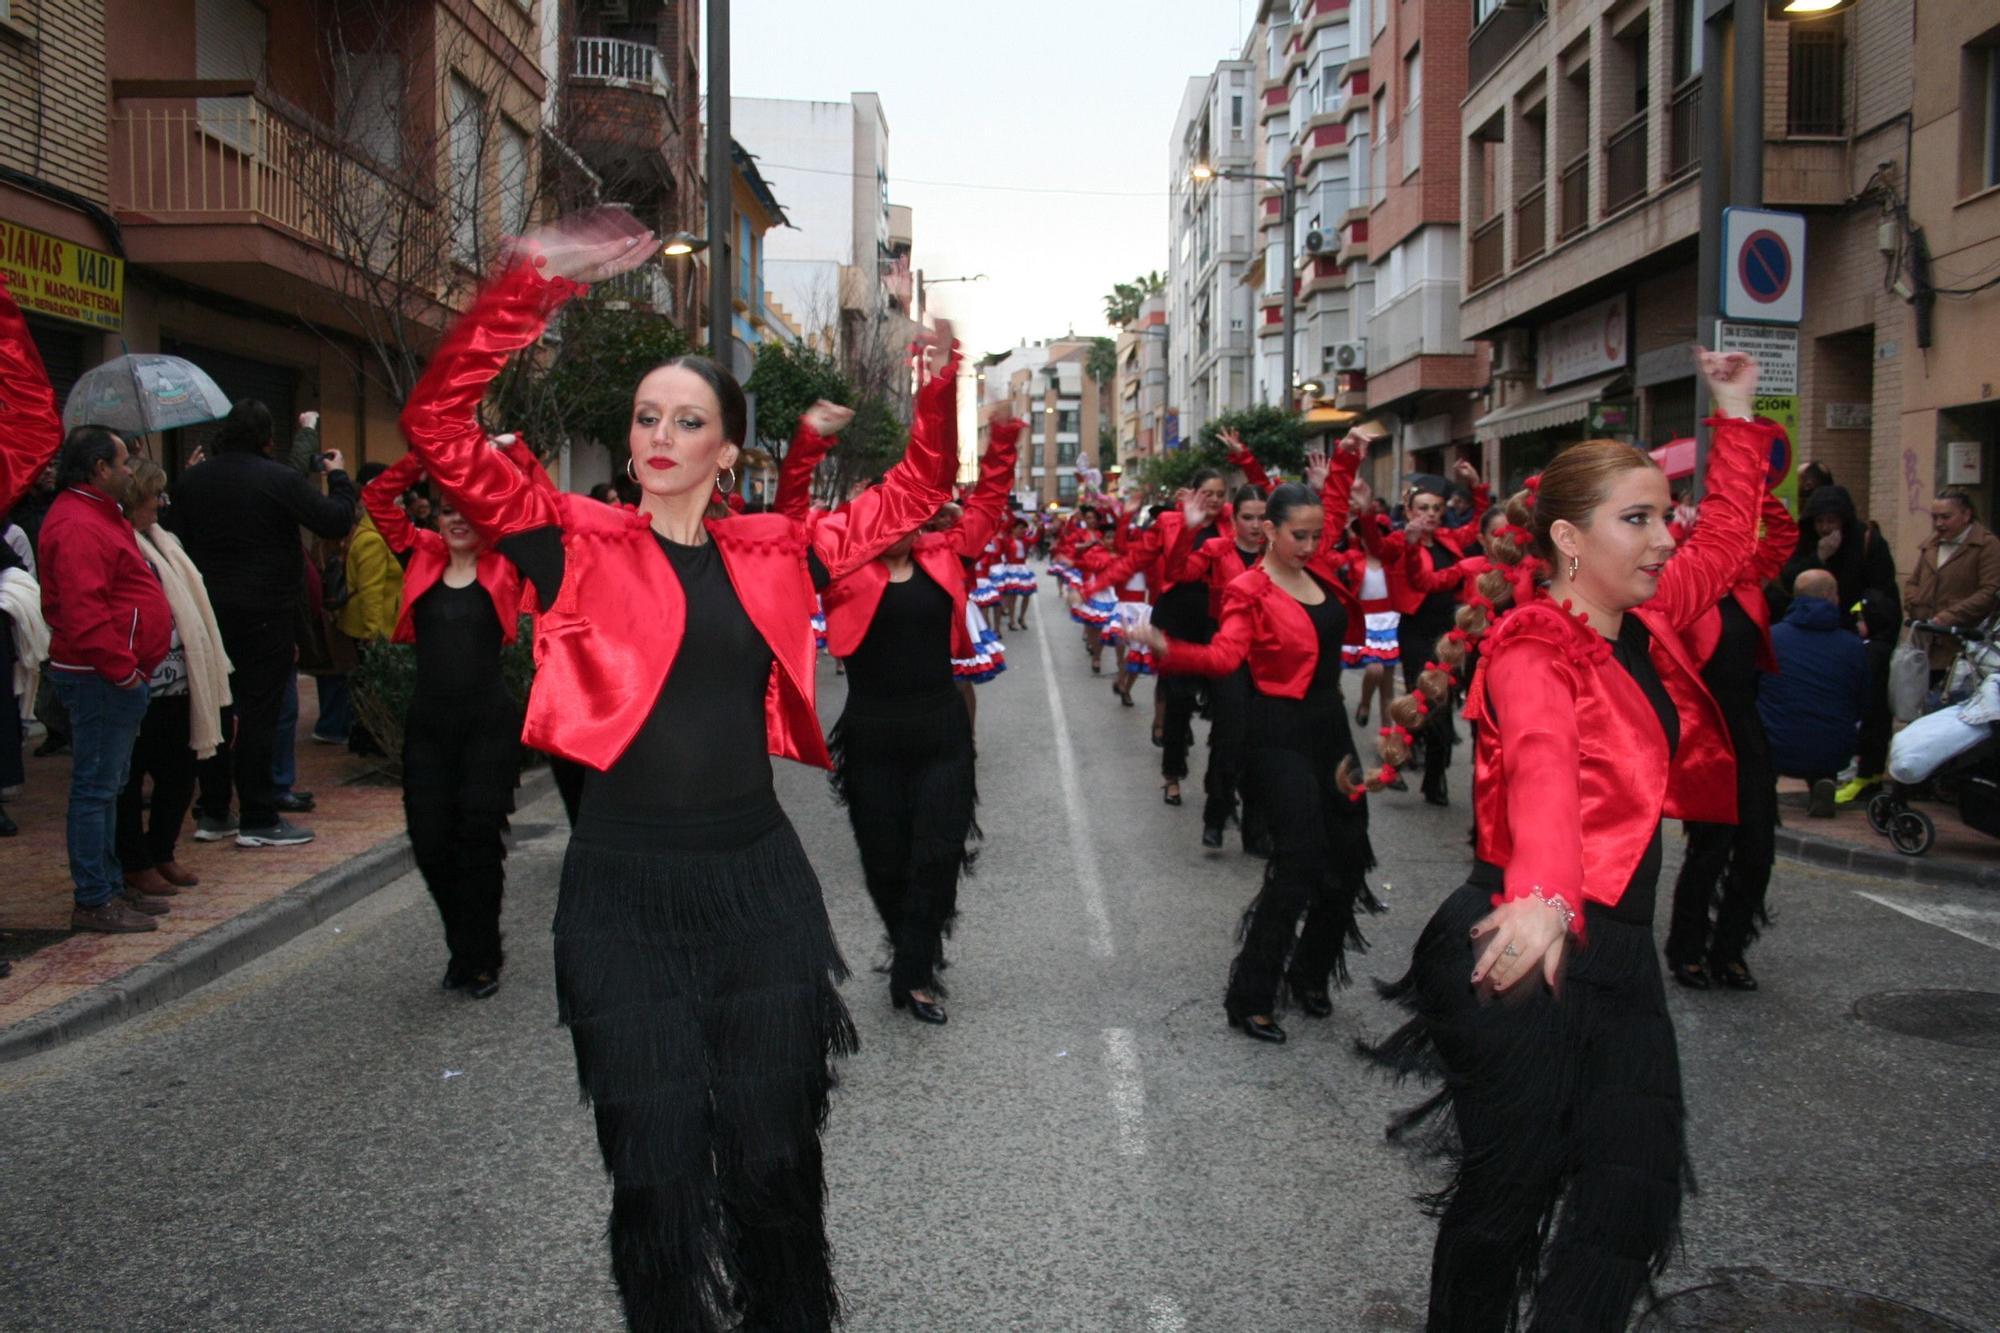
[52,671,150,908]
[313,674,352,744]
[272,670,299,796]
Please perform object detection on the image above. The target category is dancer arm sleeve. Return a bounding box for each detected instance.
[399,263,574,540]
[0,275,63,516]
[805,351,956,580]
[1082,525,1161,596]
[1649,416,1772,630]
[1170,522,1215,583]
[1745,490,1798,587]
[776,418,835,524]
[1160,584,1255,677]
[947,418,1020,557]
[1319,446,1360,534]
[1486,637,1586,931]
[1226,447,1272,491]
[363,453,425,555]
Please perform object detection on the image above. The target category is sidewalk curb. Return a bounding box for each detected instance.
[1774,824,2000,891]
[0,768,554,1066]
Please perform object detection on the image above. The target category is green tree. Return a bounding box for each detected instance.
[1197,405,1307,476]
[1102,270,1165,327]
[744,339,853,456]
[1139,440,1227,494]
[824,392,908,501]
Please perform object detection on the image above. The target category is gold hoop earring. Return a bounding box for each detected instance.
[717,466,737,493]
[626,458,637,482]
[1567,554,1580,579]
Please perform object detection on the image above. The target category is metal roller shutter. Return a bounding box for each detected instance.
[24,318,85,421]
[162,339,300,470]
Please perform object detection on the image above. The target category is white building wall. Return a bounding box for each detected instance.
[731,97,860,334]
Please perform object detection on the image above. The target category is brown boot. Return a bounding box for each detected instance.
[121,887,171,916]
[71,900,160,933]
[124,867,179,898]
[155,860,200,888]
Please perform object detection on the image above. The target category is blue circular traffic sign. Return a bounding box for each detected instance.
[1738,229,1792,305]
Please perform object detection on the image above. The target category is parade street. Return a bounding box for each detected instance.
[3,622,1996,1332]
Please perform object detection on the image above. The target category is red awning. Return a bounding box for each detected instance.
[1650,437,1697,479]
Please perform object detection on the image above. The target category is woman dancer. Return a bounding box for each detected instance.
[1079,477,1217,744]
[819,419,1021,1024]
[1334,480,1401,729]
[1391,462,1488,805]
[364,446,540,998]
[1169,482,1268,848]
[399,212,955,1332]
[1664,481,1796,991]
[1365,348,1769,1330]
[1131,433,1383,1043]
[117,460,231,902]
[996,515,1035,631]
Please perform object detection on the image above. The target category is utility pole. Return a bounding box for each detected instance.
[706,0,732,366]
[1280,156,1297,413]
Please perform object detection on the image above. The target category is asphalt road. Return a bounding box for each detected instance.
[3,600,1997,1331]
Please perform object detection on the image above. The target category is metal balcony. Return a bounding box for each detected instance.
[574,37,670,97]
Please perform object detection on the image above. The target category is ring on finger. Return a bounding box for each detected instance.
[1501,944,1521,959]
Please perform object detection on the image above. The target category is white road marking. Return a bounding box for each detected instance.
[1034,618,1117,959]
[1101,1027,1147,1158]
[1147,1293,1189,1331]
[1856,891,2000,952]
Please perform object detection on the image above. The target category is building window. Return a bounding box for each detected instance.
[335,51,404,169]
[497,118,531,240]
[1057,408,1080,436]
[1787,23,1845,136]
[1968,41,2000,193]
[1403,48,1423,179]
[195,0,267,150]
[447,75,485,266]
[1231,95,1243,133]
[1057,473,1079,504]
[1672,0,1703,83]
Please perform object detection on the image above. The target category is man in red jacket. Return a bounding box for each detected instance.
[40,425,174,933]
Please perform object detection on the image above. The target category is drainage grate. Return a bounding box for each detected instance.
[1644,1270,1974,1330]
[1852,989,2000,1051]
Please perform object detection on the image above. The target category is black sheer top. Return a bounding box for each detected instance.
[844,566,955,702]
[410,580,505,703]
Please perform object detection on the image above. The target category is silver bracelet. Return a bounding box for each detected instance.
[1529,886,1577,933]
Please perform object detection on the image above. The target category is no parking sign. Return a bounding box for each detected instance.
[1722,207,1806,324]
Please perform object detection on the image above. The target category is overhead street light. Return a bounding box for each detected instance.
[1767,0,1854,16]
[1192,159,1300,414]
[660,231,708,257]
[927,274,989,285]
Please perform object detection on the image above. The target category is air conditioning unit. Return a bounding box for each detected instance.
[1324,339,1367,372]
[1304,229,1327,255]
[1492,328,1532,381]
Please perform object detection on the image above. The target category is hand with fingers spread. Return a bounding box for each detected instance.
[1336,429,1370,459]
[1303,445,1330,494]
[1178,485,1219,531]
[1468,893,1572,993]
[510,208,661,285]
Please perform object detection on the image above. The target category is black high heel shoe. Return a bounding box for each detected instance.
[466,970,501,999]
[1671,960,1712,990]
[893,990,948,1024]
[1162,782,1182,807]
[1715,960,1759,991]
[1227,1013,1286,1044]
[1289,986,1333,1019]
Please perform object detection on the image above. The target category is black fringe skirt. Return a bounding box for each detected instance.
[553,798,857,1333]
[1362,868,1688,1332]
[826,687,979,995]
[1225,685,1378,1020]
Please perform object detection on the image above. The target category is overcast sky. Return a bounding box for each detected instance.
[730,0,1256,360]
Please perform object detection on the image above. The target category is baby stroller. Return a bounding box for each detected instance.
[1868,618,2000,855]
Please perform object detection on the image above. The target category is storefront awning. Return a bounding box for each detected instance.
[1474,373,1626,441]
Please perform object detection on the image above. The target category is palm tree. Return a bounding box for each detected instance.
[1102,271,1166,327]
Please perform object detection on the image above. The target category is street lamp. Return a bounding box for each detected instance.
[926,274,989,285]
[1193,158,1299,414]
[660,231,708,257]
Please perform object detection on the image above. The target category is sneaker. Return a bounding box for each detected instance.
[121,887,171,915]
[72,900,159,933]
[1808,779,1838,818]
[193,813,239,842]
[273,791,317,814]
[1834,775,1881,805]
[236,820,315,848]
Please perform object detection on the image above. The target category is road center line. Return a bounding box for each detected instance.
[1855,891,2000,952]
[1101,1026,1147,1158]
[1034,613,1116,959]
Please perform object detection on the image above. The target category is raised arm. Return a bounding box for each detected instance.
[805,348,957,579]
[363,452,427,555]
[1647,351,1770,629]
[0,274,62,516]
[1081,518,1170,596]
[947,417,1022,557]
[776,416,838,524]
[400,263,576,539]
[1221,428,1273,491]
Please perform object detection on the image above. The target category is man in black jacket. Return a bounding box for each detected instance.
[167,399,356,846]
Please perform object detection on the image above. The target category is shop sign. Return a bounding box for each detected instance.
[1589,396,1635,437]
[1536,294,1628,391]
[1947,442,1982,486]
[0,219,124,332]
[1826,402,1871,432]
[1164,409,1180,452]
[1717,323,1798,395]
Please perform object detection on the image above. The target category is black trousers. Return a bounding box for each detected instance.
[1401,624,1457,801]
[198,608,294,830]
[1667,742,1778,969]
[1201,667,1263,846]
[1226,689,1372,1019]
[1856,636,1895,777]
[403,692,519,978]
[115,692,195,871]
[1159,673,1203,783]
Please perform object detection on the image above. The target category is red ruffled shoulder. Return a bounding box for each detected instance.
[711,509,810,559]
[1478,593,1612,670]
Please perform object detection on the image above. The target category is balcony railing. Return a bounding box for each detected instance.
[595,265,673,316]
[1558,148,1590,241]
[1668,79,1700,180]
[1469,214,1506,292]
[574,36,670,97]
[110,95,443,270]
[1603,112,1648,214]
[1515,182,1546,264]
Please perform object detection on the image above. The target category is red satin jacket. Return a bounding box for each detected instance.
[1171,523,1260,621]
[818,421,1021,660]
[1466,415,1778,929]
[363,448,539,646]
[397,262,955,772]
[1380,489,1492,615]
[1683,490,1799,674]
[1154,445,1366,693]
[0,274,61,516]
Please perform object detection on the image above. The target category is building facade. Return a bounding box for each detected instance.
[979,338,1111,508]
[1167,66,1257,441]
[1114,292,1169,475]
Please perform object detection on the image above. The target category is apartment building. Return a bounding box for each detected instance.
[1114,292,1169,474]
[1,0,554,470]
[1166,66,1257,441]
[979,338,1109,507]
[1362,0,1486,486]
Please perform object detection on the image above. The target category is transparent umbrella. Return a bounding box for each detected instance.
[61,354,233,436]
